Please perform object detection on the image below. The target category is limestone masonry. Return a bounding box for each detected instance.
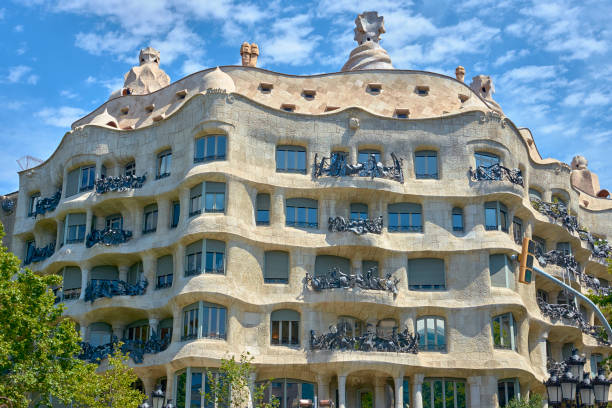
[1,10,612,408]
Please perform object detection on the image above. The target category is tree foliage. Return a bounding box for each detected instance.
[0,223,144,407]
[588,258,612,370]
[205,352,279,408]
[504,394,543,408]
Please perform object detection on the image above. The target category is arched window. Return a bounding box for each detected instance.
[194,134,226,163]
[181,301,227,341]
[271,309,300,346]
[416,316,446,351]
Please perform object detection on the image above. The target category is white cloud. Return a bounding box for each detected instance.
[85,76,123,93]
[151,25,205,65]
[0,8,5,20]
[500,65,557,84]
[261,14,323,66]
[493,49,529,67]
[316,0,404,16]
[35,106,88,128]
[6,65,38,84]
[60,90,78,99]
[74,31,140,57]
[14,24,24,32]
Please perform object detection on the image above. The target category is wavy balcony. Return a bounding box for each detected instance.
[94,173,146,194]
[328,215,383,235]
[79,333,170,364]
[469,163,523,186]
[303,267,399,295]
[24,242,55,265]
[33,191,61,217]
[85,227,132,248]
[84,278,148,303]
[313,152,404,183]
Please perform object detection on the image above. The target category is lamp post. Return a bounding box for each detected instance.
[151,384,165,408]
[543,349,610,407]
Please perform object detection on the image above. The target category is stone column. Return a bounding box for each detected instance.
[112,323,125,341]
[79,267,90,300]
[337,374,347,408]
[178,187,190,226]
[142,253,157,288]
[375,377,386,408]
[149,317,160,336]
[468,376,481,408]
[413,374,424,408]
[118,265,130,282]
[480,375,498,408]
[142,377,156,403]
[316,374,331,401]
[157,199,170,233]
[85,207,93,237]
[394,375,404,408]
[175,243,185,285]
[271,189,285,227]
[165,365,175,405]
[536,330,549,374]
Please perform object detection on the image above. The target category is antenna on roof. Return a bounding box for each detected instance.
[17,155,43,171]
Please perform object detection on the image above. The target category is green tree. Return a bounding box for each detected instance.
[0,223,144,407]
[504,393,543,408]
[205,352,279,408]
[588,258,612,370]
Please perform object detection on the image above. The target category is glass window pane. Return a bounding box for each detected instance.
[422,381,432,408]
[257,210,270,224]
[297,151,306,171]
[291,321,299,345]
[205,194,214,211]
[210,308,218,337]
[176,372,187,408]
[195,138,205,159]
[215,253,224,273]
[453,213,463,230]
[205,252,213,272]
[287,150,296,170]
[276,150,285,170]
[400,213,409,229]
[427,156,437,176]
[215,193,225,211]
[436,319,445,349]
[445,381,454,408]
[412,213,422,228]
[427,318,435,348]
[417,319,425,348]
[286,382,299,408]
[456,382,466,408]
[286,207,295,224]
[191,372,202,408]
[434,380,444,408]
[415,156,426,175]
[308,208,317,226]
[485,208,498,229]
[389,214,398,229]
[297,207,306,225]
[271,321,279,344]
[217,136,226,157]
[206,136,215,158]
[219,308,226,338]
[281,321,289,344]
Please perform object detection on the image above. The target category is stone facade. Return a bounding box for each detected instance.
[5,19,612,408]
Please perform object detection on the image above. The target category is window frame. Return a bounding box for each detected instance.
[157,149,172,179]
[79,165,96,192]
[452,207,464,232]
[276,145,307,174]
[64,213,86,244]
[264,250,289,284]
[485,201,508,232]
[171,201,180,228]
[285,198,318,229]
[358,149,382,164]
[416,316,446,351]
[271,309,300,347]
[256,193,271,225]
[498,378,520,407]
[143,204,158,233]
[181,301,227,341]
[489,253,516,290]
[422,378,466,408]
[491,313,518,351]
[194,134,227,163]
[350,203,368,221]
[388,203,423,233]
[414,150,439,179]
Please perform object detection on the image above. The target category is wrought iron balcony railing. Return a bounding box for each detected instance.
[78,331,171,364]
[537,297,609,344]
[538,250,580,279]
[53,287,81,304]
[328,215,383,235]
[84,278,148,303]
[95,174,146,194]
[156,274,173,289]
[580,273,612,296]
[85,227,132,248]
[310,321,418,353]
[313,152,404,183]
[24,242,55,265]
[33,191,61,217]
[303,267,399,295]
[469,163,523,186]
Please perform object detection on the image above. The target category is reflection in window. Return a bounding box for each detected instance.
[79,165,96,192]
[157,150,172,179]
[286,198,318,229]
[143,204,158,233]
[422,378,466,408]
[171,201,180,228]
[416,316,446,351]
[350,203,368,220]
[182,301,227,341]
[498,379,520,407]
[256,193,270,225]
[452,207,463,232]
[204,182,225,213]
[475,151,500,168]
[271,309,300,346]
[194,134,226,163]
[65,213,86,244]
[358,149,381,164]
[388,203,422,232]
[276,145,306,174]
[256,379,315,408]
[492,313,517,351]
[415,151,438,179]
[485,201,508,232]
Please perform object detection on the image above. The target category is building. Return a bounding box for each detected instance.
[3,11,612,408]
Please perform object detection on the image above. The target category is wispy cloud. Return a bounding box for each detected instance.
[6,65,38,84]
[261,13,323,66]
[35,106,88,128]
[493,49,529,67]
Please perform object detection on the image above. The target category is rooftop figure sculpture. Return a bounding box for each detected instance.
[109,47,170,99]
[470,75,503,113]
[570,155,610,198]
[341,11,393,71]
[240,42,259,67]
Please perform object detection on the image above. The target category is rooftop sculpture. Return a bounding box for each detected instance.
[341,11,393,71]
[109,47,170,99]
[570,155,610,198]
[240,42,259,67]
[470,75,503,113]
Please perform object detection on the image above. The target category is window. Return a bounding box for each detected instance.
[489,254,515,289]
[256,379,315,408]
[492,313,517,351]
[416,316,446,351]
[205,182,225,213]
[276,145,306,174]
[475,151,500,168]
[271,309,300,346]
[557,291,574,305]
[537,289,548,303]
[485,201,508,232]
[256,193,270,225]
[156,255,173,289]
[358,149,381,164]
[143,204,158,233]
[416,85,430,95]
[182,301,227,341]
[286,198,318,229]
[338,316,364,338]
[127,262,143,285]
[422,378,466,408]
[79,165,96,192]
[362,260,379,276]
[591,354,603,377]
[159,318,173,345]
[350,203,368,220]
[125,320,150,342]
[24,239,35,262]
[512,217,523,245]
[498,379,520,407]
[175,369,226,408]
[185,240,225,276]
[533,236,546,256]
[452,207,463,232]
[408,258,445,290]
[556,242,571,256]
[395,108,410,119]
[171,201,180,228]
[315,255,350,277]
[264,251,289,284]
[91,265,119,282]
[157,150,172,179]
[281,104,296,112]
[65,213,86,244]
[528,188,542,201]
[105,214,122,230]
[66,168,80,197]
[388,203,422,232]
[89,322,112,347]
[124,161,136,177]
[61,266,82,300]
[377,318,397,339]
[194,134,226,163]
[415,151,438,179]
[189,184,202,216]
[28,192,40,217]
[367,83,382,94]
[552,194,568,207]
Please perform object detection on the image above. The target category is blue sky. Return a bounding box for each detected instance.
[1,0,611,193]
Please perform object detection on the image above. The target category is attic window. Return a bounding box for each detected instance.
[145,104,155,113]
[367,83,382,94]
[416,86,430,96]
[459,94,470,103]
[302,89,316,100]
[259,83,273,93]
[106,121,118,128]
[176,89,187,99]
[394,109,410,119]
[325,106,339,112]
[281,104,296,112]
[120,106,129,114]
[152,114,164,122]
